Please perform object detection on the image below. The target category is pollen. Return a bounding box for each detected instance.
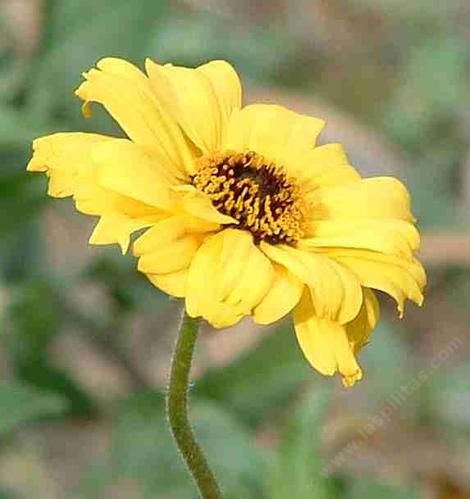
[192,150,305,245]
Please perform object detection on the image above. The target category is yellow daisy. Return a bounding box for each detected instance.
[27,57,426,386]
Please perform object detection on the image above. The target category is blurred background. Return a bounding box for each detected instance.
[0,0,469,498]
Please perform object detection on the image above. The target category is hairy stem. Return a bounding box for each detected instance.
[167,311,223,499]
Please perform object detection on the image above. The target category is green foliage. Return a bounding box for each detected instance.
[267,384,334,499]
[0,491,18,499]
[0,105,47,149]
[8,280,60,361]
[0,382,67,434]
[28,0,169,126]
[197,323,312,428]
[76,462,114,499]
[7,279,96,416]
[111,391,264,498]
[0,155,45,281]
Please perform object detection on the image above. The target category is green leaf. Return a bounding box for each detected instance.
[16,360,96,418]
[196,323,312,428]
[8,280,60,362]
[0,382,68,434]
[191,402,265,499]
[111,391,263,499]
[344,479,421,499]
[7,280,96,416]
[267,384,334,499]
[0,150,46,281]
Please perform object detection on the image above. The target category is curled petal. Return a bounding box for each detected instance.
[293,290,363,387]
[328,248,426,316]
[253,265,304,325]
[27,132,162,253]
[261,243,363,324]
[135,217,207,275]
[76,57,194,177]
[346,288,380,354]
[186,230,274,328]
[134,216,218,296]
[27,132,111,196]
[301,219,420,259]
[145,58,242,154]
[146,269,188,298]
[138,236,202,275]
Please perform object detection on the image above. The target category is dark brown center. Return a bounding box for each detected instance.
[192,150,304,245]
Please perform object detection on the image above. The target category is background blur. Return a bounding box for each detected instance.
[1,0,469,498]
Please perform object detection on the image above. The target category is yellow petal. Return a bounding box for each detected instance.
[73,171,159,219]
[45,169,77,197]
[28,132,162,222]
[27,132,112,196]
[284,143,360,190]
[197,60,242,143]
[76,58,193,177]
[146,269,188,298]
[216,230,274,314]
[185,233,243,328]
[293,290,363,386]
[137,235,202,274]
[27,132,166,253]
[253,264,304,325]
[216,230,255,300]
[91,139,175,211]
[134,216,214,294]
[133,217,187,256]
[301,219,420,259]
[89,214,152,254]
[133,215,216,257]
[171,185,237,225]
[261,243,362,324]
[346,288,380,354]
[310,177,415,222]
[224,104,325,163]
[186,230,274,327]
[328,248,426,316]
[145,59,241,153]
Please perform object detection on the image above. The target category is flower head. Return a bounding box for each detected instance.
[27,57,426,386]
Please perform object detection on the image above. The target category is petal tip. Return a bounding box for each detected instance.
[81,101,93,118]
[342,369,363,388]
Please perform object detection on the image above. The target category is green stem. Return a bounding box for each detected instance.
[167,311,223,499]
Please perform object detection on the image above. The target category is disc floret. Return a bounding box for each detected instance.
[192,150,305,245]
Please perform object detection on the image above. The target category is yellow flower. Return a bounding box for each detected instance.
[27,57,426,386]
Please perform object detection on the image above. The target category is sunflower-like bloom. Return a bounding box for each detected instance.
[27,58,426,386]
